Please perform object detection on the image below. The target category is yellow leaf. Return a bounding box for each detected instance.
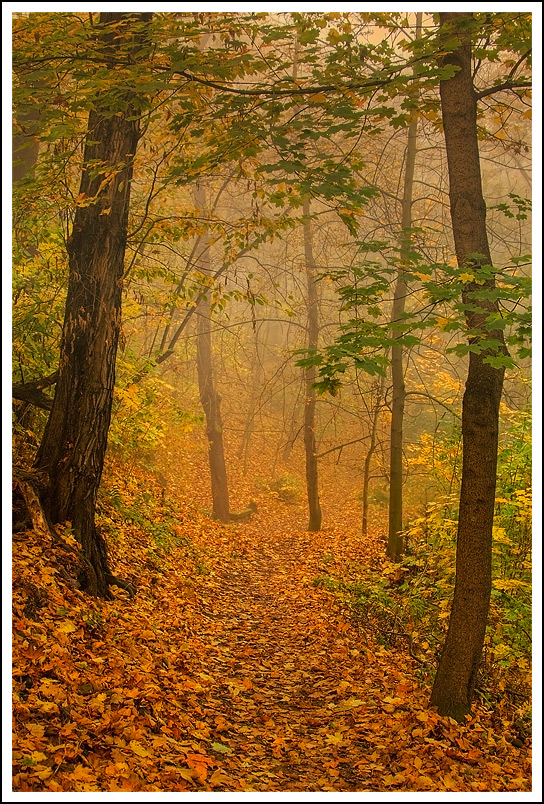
[335,697,365,712]
[129,739,152,758]
[177,768,196,782]
[32,751,48,762]
[443,774,456,790]
[459,272,475,283]
[58,620,77,634]
[26,724,45,739]
[309,92,327,103]
[38,700,58,714]
[210,769,231,787]
[71,764,96,782]
[88,693,107,711]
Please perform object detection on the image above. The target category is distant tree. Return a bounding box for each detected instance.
[387,13,422,562]
[194,183,231,523]
[302,198,323,532]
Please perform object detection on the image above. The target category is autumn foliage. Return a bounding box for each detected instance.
[12,449,531,793]
[11,9,533,796]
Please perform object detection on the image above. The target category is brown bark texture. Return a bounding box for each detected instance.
[194,187,230,523]
[33,13,152,597]
[302,197,322,532]
[430,12,508,720]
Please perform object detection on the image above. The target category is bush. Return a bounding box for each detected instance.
[263,473,302,504]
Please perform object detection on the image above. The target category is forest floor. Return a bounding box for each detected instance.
[12,448,532,793]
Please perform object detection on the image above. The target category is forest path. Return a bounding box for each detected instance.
[178,515,397,792]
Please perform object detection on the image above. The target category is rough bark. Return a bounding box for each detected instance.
[33,13,151,597]
[302,197,322,532]
[430,12,508,720]
[194,184,230,523]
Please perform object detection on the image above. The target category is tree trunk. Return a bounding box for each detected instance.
[34,13,151,598]
[302,197,322,532]
[362,379,384,538]
[194,185,230,523]
[430,12,508,720]
[12,25,40,187]
[238,324,265,474]
[388,285,407,560]
[387,12,421,562]
[12,97,39,184]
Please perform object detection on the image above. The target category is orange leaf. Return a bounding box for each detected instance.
[71,764,96,782]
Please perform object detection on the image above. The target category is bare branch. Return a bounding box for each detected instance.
[475,80,531,101]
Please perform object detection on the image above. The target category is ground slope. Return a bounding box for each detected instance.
[12,466,531,793]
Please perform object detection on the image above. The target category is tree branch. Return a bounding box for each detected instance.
[315,434,372,459]
[475,80,531,101]
[405,390,461,419]
[175,66,405,99]
[12,371,58,410]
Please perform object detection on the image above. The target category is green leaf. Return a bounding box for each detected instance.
[211,742,232,754]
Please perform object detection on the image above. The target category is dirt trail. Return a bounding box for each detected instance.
[177,519,390,792]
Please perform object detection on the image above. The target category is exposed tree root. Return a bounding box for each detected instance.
[13,467,136,599]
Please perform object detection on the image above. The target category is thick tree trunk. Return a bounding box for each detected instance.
[34,13,151,597]
[302,197,322,532]
[430,12,508,720]
[194,185,230,523]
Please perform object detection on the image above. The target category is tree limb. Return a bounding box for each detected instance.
[475,80,531,101]
[405,390,461,419]
[315,434,372,459]
[12,371,58,410]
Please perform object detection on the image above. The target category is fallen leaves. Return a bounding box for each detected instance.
[12,457,532,793]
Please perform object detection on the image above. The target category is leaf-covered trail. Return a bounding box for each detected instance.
[157,510,510,793]
[12,463,532,793]
[184,523,381,791]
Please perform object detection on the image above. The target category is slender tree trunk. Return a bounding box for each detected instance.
[238,324,266,474]
[34,13,151,597]
[12,15,40,186]
[387,12,421,562]
[362,379,384,537]
[194,185,230,523]
[13,36,41,264]
[12,99,39,184]
[430,12,508,720]
[302,197,322,532]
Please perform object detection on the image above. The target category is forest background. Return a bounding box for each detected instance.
[5,3,539,796]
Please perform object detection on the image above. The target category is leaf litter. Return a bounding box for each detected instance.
[12,458,531,792]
